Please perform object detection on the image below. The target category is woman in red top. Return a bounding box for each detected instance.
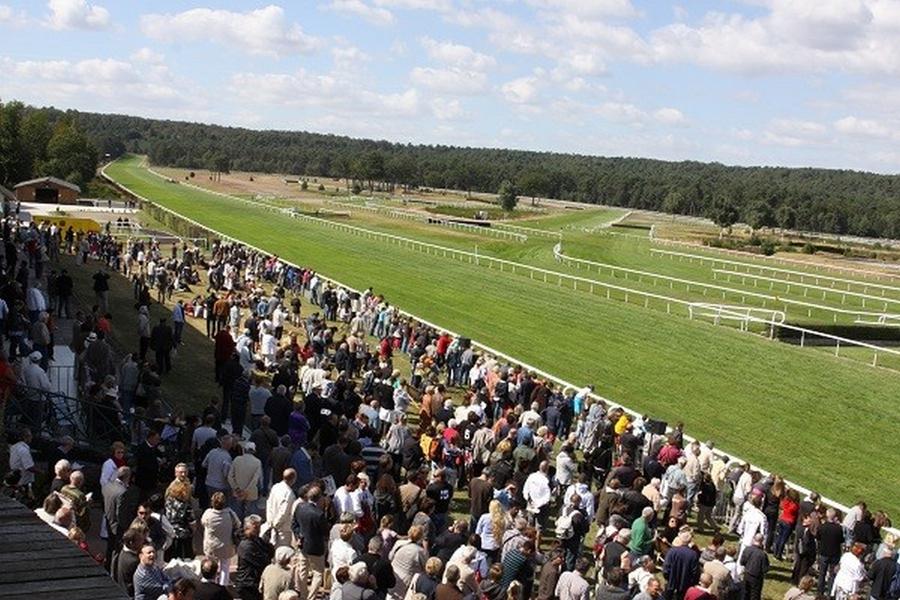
[773,488,801,560]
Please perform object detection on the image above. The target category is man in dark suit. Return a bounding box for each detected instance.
[816,508,844,595]
[134,429,163,500]
[292,486,330,600]
[194,557,233,600]
[103,466,140,567]
[740,534,770,600]
[150,317,174,374]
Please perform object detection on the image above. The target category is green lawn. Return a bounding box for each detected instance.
[105,156,900,516]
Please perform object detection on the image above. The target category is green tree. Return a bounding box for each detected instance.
[20,110,53,174]
[745,199,774,234]
[498,179,518,211]
[662,190,686,220]
[0,100,29,185]
[518,168,549,206]
[42,120,98,184]
[707,193,739,237]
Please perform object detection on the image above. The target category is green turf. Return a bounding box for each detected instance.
[105,156,900,516]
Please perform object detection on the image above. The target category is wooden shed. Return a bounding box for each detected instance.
[14,176,81,204]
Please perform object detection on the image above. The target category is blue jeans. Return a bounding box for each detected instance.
[773,521,792,559]
[817,555,839,595]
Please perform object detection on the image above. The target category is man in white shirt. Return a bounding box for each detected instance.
[332,476,360,518]
[523,461,552,535]
[265,468,297,546]
[737,495,768,572]
[9,428,38,487]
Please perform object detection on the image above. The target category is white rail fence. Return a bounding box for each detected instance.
[651,247,900,296]
[557,244,900,324]
[101,161,899,533]
[324,199,529,242]
[651,236,900,283]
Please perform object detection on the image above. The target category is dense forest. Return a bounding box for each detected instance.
[3,101,900,238]
[0,101,98,190]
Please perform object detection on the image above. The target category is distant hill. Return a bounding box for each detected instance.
[27,104,900,238]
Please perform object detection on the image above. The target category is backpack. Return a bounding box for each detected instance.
[888,565,900,600]
[556,508,579,539]
[428,438,444,462]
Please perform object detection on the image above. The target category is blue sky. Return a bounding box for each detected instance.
[2,0,900,173]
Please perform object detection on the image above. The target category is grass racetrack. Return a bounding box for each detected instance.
[106,156,900,515]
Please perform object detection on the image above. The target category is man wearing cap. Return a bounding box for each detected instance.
[260,546,294,600]
[228,442,262,520]
[23,350,51,388]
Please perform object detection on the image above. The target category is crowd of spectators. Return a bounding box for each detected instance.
[3,217,898,600]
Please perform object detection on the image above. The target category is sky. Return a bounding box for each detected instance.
[2,0,900,173]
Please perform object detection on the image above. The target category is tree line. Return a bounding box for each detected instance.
[4,101,900,239]
[0,100,99,190]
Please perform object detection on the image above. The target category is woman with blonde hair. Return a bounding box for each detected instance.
[164,463,194,560]
[200,491,240,585]
[475,500,505,562]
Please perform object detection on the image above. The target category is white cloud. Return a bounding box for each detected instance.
[419,37,496,70]
[0,4,26,26]
[374,0,451,10]
[324,0,394,25]
[596,101,646,124]
[130,47,164,64]
[230,69,420,119]
[46,0,110,30]
[410,67,488,95]
[141,5,319,57]
[653,107,686,125]
[526,0,639,19]
[648,0,900,75]
[430,97,463,120]
[501,76,541,104]
[332,45,370,70]
[0,55,204,117]
[761,118,829,146]
[834,116,891,138]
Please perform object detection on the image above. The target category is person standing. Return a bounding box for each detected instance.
[228,442,262,520]
[739,534,769,600]
[554,557,591,600]
[103,465,139,566]
[663,532,700,600]
[831,543,867,600]
[201,492,241,586]
[138,306,151,361]
[172,300,186,346]
[164,463,195,560]
[203,434,234,506]
[292,486,330,600]
[194,557,234,600]
[233,515,275,600]
[869,546,898,600]
[93,268,110,314]
[151,317,174,374]
[135,429,164,500]
[260,546,294,600]
[56,269,73,318]
[265,469,297,547]
[9,427,38,491]
[133,544,172,600]
[816,508,844,595]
